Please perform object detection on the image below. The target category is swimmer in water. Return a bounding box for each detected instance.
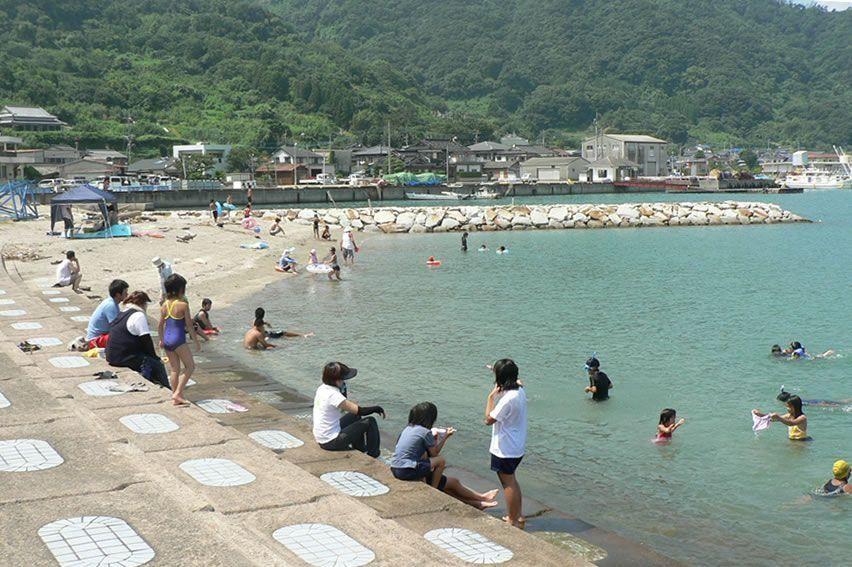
[497,246,507,254]
[822,460,851,495]
[244,312,314,350]
[753,395,809,441]
[461,231,469,252]
[777,387,851,409]
[478,244,488,252]
[655,408,685,442]
[771,344,786,357]
[781,341,835,360]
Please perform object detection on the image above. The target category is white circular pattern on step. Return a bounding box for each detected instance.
[42,290,61,295]
[78,381,123,397]
[179,458,255,487]
[0,289,5,295]
[0,309,26,317]
[49,356,89,369]
[0,391,10,409]
[38,516,155,567]
[49,297,70,303]
[0,299,15,305]
[424,528,513,564]
[248,429,304,450]
[320,471,389,498]
[27,337,63,347]
[0,439,64,472]
[11,321,42,330]
[70,315,90,322]
[195,399,246,414]
[273,524,375,567]
[60,306,81,312]
[119,414,179,435]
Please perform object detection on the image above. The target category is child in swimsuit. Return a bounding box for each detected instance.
[753,395,809,441]
[157,274,200,405]
[655,408,685,443]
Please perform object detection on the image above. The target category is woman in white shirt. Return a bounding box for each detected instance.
[313,362,386,458]
[484,358,528,528]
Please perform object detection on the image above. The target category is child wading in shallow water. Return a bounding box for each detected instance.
[655,408,686,443]
[391,402,499,510]
[157,274,200,405]
[485,359,528,528]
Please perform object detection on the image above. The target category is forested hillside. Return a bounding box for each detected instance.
[0,0,849,156]
[273,0,851,147]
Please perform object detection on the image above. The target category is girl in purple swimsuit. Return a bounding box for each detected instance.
[157,274,200,405]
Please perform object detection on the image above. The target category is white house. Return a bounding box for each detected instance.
[520,157,589,182]
[172,143,231,173]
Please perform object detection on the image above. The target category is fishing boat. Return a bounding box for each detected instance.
[405,191,464,201]
[781,146,852,190]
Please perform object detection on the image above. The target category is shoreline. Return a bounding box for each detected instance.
[168,320,678,566]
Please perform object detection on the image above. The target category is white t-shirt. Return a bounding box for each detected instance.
[55,259,75,285]
[489,388,528,458]
[124,306,150,336]
[341,232,355,250]
[313,384,346,444]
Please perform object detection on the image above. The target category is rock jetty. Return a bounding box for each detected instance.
[273,201,808,233]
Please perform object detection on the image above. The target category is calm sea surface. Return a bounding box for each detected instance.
[215,191,851,566]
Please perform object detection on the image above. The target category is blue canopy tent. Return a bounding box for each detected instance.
[49,184,126,238]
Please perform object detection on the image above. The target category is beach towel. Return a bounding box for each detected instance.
[752,413,772,433]
[108,382,149,393]
[240,241,269,250]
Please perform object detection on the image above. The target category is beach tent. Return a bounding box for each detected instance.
[49,184,119,237]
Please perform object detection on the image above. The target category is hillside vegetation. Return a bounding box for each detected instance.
[0,0,849,156]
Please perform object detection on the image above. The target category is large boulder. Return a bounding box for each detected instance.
[616,204,639,219]
[414,213,427,225]
[374,210,396,224]
[638,205,654,217]
[530,210,549,226]
[588,208,608,221]
[494,216,512,229]
[548,219,564,229]
[297,209,317,220]
[587,219,605,228]
[572,212,588,223]
[409,223,429,233]
[441,217,461,230]
[322,214,338,224]
[608,213,623,226]
[446,210,467,223]
[512,215,532,226]
[425,213,444,229]
[686,211,708,225]
[548,206,568,221]
[396,212,416,229]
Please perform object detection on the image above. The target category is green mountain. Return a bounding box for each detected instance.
[1,0,849,157]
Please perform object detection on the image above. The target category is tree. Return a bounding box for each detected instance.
[179,155,217,179]
[226,146,258,173]
[740,149,758,169]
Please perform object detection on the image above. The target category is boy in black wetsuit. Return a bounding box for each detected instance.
[583,357,612,401]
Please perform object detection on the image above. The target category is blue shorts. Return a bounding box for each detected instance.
[490,454,523,475]
[391,461,447,492]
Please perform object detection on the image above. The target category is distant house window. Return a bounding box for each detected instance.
[598,169,608,178]
[586,145,593,150]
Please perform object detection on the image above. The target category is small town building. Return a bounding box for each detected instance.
[520,156,589,182]
[584,156,639,182]
[449,155,484,180]
[255,163,309,186]
[84,149,128,166]
[582,134,668,177]
[482,159,522,181]
[0,136,30,182]
[313,148,352,175]
[55,158,123,181]
[0,106,67,131]
[15,144,80,165]
[468,141,510,162]
[675,157,710,176]
[172,143,231,173]
[499,134,530,147]
[127,157,181,178]
[351,145,393,171]
[271,145,327,177]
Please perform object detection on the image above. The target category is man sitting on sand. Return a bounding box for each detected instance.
[269,217,284,236]
[54,250,88,292]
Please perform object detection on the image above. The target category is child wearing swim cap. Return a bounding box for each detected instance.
[823,460,851,495]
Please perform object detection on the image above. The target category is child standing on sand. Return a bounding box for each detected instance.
[655,408,686,443]
[157,274,200,405]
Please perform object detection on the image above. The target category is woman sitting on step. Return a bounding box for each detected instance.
[312,362,385,458]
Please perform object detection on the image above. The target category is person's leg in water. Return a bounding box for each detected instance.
[442,476,499,509]
[172,343,194,405]
[497,471,524,528]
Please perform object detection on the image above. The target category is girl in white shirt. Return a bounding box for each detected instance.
[484,358,527,528]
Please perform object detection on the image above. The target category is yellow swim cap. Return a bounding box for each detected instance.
[833,460,850,480]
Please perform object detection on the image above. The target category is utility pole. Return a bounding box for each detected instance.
[387,120,391,175]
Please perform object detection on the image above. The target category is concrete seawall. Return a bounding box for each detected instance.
[35,182,657,209]
[273,201,809,233]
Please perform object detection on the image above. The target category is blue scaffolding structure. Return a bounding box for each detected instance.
[0,181,39,220]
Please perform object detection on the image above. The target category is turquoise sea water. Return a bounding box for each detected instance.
[216,191,851,566]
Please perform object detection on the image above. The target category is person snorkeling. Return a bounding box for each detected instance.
[583,356,612,401]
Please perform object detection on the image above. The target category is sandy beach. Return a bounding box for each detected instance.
[0,208,323,309]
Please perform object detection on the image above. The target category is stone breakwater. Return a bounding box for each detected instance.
[272,201,808,233]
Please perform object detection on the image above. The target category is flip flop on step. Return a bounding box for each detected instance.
[17,341,41,353]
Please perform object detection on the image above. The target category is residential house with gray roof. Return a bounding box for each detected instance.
[582,133,668,177]
[0,106,67,131]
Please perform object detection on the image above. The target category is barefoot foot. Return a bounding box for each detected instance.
[478,500,499,509]
[482,488,499,501]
